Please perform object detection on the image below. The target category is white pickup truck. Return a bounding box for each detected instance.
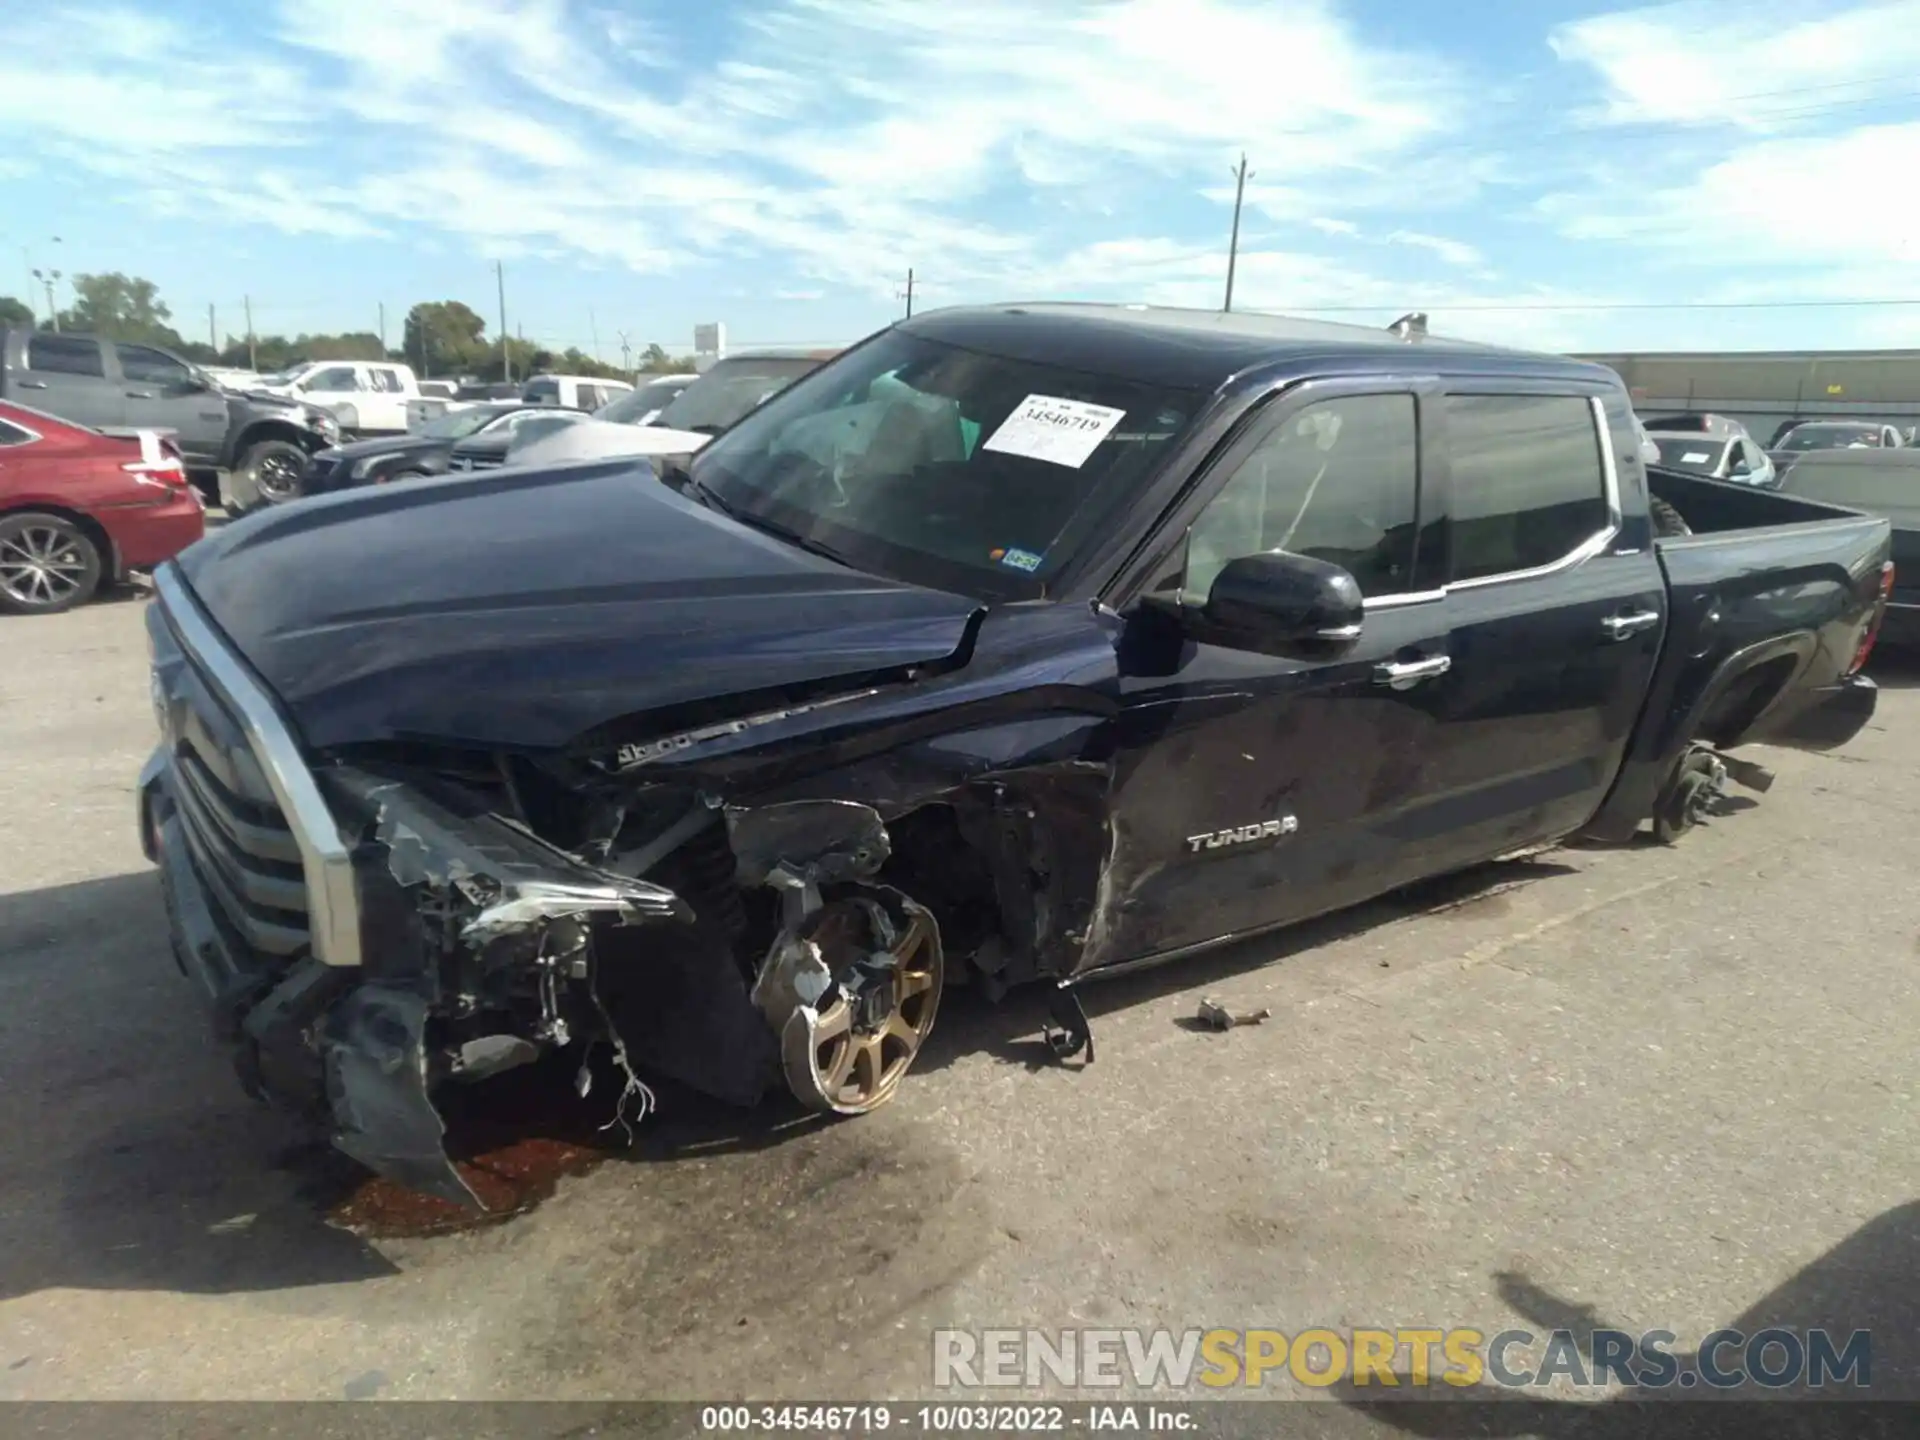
[256,360,423,436]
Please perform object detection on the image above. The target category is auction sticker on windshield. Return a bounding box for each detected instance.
[982,395,1127,469]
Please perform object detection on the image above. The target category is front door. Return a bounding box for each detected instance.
[114,343,230,466]
[1416,389,1667,868]
[18,335,121,430]
[1099,382,1458,964]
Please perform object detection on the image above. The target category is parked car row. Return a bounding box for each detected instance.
[0,327,339,508]
[132,302,1894,1207]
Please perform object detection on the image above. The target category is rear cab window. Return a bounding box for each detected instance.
[1443,394,1614,582]
[27,335,105,377]
[524,378,561,405]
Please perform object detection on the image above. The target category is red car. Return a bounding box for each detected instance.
[0,400,205,615]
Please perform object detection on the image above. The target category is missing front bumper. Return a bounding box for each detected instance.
[141,755,704,1208]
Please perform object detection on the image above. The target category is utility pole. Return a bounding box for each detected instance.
[31,272,62,331]
[19,248,36,327]
[208,302,217,354]
[378,302,386,356]
[1224,152,1253,313]
[589,308,602,363]
[495,260,511,385]
[244,295,257,371]
[904,267,915,318]
[617,330,632,378]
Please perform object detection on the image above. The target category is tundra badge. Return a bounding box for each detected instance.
[1186,816,1299,854]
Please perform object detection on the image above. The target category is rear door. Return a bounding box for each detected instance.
[114,343,229,465]
[1418,387,1667,869]
[16,335,121,429]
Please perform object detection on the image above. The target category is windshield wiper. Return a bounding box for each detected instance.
[683,475,854,568]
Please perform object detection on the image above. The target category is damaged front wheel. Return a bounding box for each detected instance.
[772,891,944,1115]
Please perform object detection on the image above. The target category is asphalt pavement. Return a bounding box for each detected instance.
[2,588,1917,1433]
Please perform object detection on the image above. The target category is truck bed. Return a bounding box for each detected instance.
[1582,465,1891,842]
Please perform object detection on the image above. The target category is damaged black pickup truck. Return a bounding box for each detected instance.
[139,304,1893,1205]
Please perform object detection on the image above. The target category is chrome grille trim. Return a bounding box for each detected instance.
[152,564,363,968]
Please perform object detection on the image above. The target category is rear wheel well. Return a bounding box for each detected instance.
[0,503,119,581]
[233,420,315,459]
[1697,655,1799,745]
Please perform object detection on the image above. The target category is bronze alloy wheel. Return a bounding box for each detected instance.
[782,895,943,1115]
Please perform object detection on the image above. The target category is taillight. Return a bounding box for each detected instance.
[1850,561,1895,675]
[122,457,189,492]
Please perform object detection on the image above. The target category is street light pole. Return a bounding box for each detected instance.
[1224,153,1253,313]
[495,260,511,385]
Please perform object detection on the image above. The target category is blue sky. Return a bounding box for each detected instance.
[5,0,1920,359]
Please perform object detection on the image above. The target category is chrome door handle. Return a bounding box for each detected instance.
[125,389,155,398]
[1602,610,1661,640]
[1373,655,1452,689]
[18,379,47,389]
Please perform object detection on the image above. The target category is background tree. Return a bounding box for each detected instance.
[0,296,34,327]
[53,272,184,346]
[403,301,491,377]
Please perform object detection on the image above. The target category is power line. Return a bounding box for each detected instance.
[1271,296,1920,314]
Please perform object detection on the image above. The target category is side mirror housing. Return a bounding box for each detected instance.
[1205,551,1364,646]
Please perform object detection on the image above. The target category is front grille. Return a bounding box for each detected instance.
[146,573,369,977]
[170,743,310,956]
[450,452,504,471]
[157,633,313,960]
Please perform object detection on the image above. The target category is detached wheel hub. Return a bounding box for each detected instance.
[778,892,943,1116]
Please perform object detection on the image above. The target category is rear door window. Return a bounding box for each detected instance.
[0,418,37,446]
[27,335,105,377]
[1444,395,1611,582]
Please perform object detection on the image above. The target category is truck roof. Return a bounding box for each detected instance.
[899,303,1616,395]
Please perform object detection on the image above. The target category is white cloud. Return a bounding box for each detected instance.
[1310,217,1361,236]
[0,0,1472,310]
[1386,231,1484,267]
[1549,0,1920,132]
[1544,121,1920,270]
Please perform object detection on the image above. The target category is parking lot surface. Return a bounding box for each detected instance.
[2,591,1917,1422]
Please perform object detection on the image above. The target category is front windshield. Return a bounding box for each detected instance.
[1779,424,1881,452]
[1652,437,1731,475]
[596,378,686,424]
[654,358,821,435]
[419,407,510,439]
[692,329,1198,600]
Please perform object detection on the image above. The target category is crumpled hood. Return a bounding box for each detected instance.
[174,460,983,752]
[510,418,713,469]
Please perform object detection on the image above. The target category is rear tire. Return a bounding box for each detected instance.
[237,439,310,508]
[0,512,103,616]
